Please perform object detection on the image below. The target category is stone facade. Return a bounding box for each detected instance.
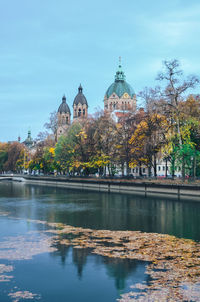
[104,92,136,114]
[57,95,71,139]
[73,85,88,120]
[104,61,136,115]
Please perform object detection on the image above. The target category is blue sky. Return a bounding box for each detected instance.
[1,0,200,142]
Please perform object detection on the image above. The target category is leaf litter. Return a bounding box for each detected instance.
[0,215,199,301]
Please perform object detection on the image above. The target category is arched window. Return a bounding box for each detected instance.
[78,108,81,117]
[83,109,85,115]
[66,116,68,123]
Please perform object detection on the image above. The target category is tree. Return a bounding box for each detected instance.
[3,142,24,172]
[0,143,8,173]
[130,113,169,177]
[44,111,58,142]
[157,59,199,180]
[55,123,82,174]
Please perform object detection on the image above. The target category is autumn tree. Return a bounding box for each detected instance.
[55,123,82,174]
[157,59,199,180]
[130,113,169,177]
[92,114,118,176]
[0,143,8,173]
[3,142,24,172]
[44,111,58,142]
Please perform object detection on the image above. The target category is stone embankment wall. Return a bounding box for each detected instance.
[22,176,200,201]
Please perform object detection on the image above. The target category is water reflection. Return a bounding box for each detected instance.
[0,182,199,302]
[0,182,199,241]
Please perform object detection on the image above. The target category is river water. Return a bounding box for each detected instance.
[0,181,199,302]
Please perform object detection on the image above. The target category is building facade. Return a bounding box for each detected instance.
[57,85,88,139]
[104,61,136,116]
[57,95,71,139]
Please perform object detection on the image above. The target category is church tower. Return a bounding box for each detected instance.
[104,59,136,114]
[73,84,88,119]
[57,95,71,139]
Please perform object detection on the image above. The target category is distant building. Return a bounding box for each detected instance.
[104,59,136,117]
[57,95,71,139]
[73,84,88,119]
[23,130,35,149]
[57,85,88,139]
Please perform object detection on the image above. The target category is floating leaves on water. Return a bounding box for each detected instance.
[0,234,57,260]
[0,215,199,301]
[8,290,40,302]
[39,221,200,302]
[0,264,14,282]
[0,211,9,216]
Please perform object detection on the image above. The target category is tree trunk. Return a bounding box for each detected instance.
[120,162,124,177]
[153,154,157,178]
[182,156,185,181]
[126,159,130,176]
[148,165,151,178]
[165,159,168,178]
[139,162,142,176]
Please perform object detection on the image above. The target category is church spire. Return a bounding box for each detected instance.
[115,57,126,81]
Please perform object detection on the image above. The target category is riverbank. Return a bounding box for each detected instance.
[21,175,200,200]
[1,174,200,200]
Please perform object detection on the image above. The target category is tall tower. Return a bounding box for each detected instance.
[57,95,71,139]
[104,59,136,114]
[73,84,88,119]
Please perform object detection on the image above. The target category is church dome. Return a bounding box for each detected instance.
[73,85,88,107]
[58,95,71,114]
[105,62,135,99]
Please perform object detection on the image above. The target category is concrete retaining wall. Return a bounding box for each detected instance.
[21,176,200,201]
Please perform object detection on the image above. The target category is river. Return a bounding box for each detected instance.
[0,181,199,301]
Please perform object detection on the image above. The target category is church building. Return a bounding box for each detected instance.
[56,59,136,139]
[57,85,88,139]
[104,59,136,117]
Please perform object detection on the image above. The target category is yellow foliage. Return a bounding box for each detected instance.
[49,147,55,156]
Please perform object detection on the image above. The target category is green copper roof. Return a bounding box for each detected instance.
[105,61,135,99]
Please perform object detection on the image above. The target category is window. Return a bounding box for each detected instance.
[78,108,81,117]
[163,166,165,171]
[136,168,138,173]
[143,168,145,173]
[158,166,161,171]
[132,168,135,173]
[83,109,85,115]
[66,117,68,123]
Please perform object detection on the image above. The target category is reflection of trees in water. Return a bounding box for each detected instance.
[0,182,200,241]
[51,240,71,265]
[72,247,89,278]
[103,257,142,290]
[52,237,146,290]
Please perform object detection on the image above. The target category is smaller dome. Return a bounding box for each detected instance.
[73,85,88,107]
[58,95,71,114]
[24,130,34,148]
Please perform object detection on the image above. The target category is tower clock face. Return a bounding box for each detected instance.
[123,93,129,98]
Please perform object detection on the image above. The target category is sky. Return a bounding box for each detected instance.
[1,0,200,142]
